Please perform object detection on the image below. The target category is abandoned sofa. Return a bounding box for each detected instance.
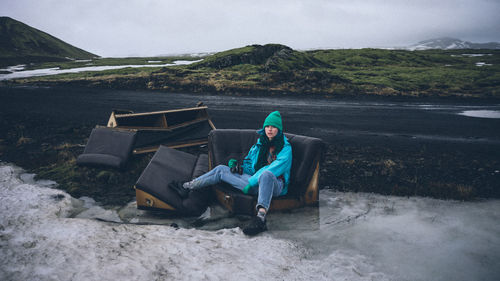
[134,129,325,216]
[209,129,325,215]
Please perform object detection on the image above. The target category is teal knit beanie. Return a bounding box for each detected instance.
[263,111,283,131]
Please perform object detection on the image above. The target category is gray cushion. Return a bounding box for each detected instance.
[135,145,210,215]
[77,127,137,169]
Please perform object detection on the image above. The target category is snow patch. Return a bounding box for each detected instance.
[476,62,493,67]
[459,110,500,119]
[0,64,26,73]
[0,60,202,81]
[462,54,492,57]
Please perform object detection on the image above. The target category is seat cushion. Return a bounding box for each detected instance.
[135,145,210,215]
[77,127,137,169]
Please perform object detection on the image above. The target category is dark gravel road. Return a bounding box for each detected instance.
[1,85,499,201]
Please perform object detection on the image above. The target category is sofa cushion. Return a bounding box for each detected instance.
[76,127,137,169]
[135,145,210,215]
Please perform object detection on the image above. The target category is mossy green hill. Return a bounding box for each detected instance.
[140,44,353,94]
[191,44,328,71]
[5,41,500,99]
[0,17,97,66]
[145,44,499,98]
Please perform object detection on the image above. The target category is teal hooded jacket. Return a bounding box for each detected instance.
[242,129,292,196]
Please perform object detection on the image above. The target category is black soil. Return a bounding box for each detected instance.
[1,85,499,205]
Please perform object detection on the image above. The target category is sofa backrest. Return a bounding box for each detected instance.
[208,129,258,168]
[208,129,325,197]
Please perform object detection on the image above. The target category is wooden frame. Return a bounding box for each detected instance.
[135,188,176,211]
[108,106,211,129]
[106,106,216,154]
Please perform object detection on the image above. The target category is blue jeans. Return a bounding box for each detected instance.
[189,165,283,211]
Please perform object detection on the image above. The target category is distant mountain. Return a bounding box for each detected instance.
[0,17,97,66]
[407,37,500,50]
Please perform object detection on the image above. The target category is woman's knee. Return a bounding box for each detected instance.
[258,170,276,183]
[214,165,230,174]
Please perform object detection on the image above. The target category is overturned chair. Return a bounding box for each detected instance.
[134,129,325,216]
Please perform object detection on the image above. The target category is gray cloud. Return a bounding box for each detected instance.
[1,0,499,57]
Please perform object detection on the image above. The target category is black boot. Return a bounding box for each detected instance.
[243,214,267,236]
[168,181,190,199]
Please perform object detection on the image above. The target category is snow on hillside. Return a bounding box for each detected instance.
[408,37,500,50]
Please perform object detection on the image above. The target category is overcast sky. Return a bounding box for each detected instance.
[1,0,500,57]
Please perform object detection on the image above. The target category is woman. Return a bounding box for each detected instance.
[182,111,292,236]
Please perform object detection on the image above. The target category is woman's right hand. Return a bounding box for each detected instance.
[228,158,237,168]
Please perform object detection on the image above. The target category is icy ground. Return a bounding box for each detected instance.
[1,164,499,281]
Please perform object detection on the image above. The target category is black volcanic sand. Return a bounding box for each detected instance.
[0,85,499,206]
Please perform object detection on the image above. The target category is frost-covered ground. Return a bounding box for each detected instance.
[1,163,499,281]
[0,60,202,81]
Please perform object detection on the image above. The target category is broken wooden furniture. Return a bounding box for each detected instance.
[107,105,216,154]
[77,105,215,169]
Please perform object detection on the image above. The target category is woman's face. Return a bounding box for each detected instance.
[265,125,279,140]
